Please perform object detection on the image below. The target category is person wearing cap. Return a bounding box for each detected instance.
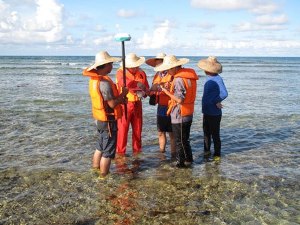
[116,53,149,155]
[197,56,228,162]
[155,55,199,168]
[82,51,128,177]
[146,53,175,157]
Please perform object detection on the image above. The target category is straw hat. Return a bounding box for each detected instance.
[145,53,166,67]
[87,51,121,71]
[197,56,222,74]
[154,55,189,72]
[120,53,145,68]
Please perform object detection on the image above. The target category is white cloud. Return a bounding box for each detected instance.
[0,11,18,32]
[234,13,288,32]
[0,0,19,33]
[190,39,300,56]
[202,32,223,40]
[117,9,138,18]
[234,21,286,32]
[234,22,255,32]
[188,22,215,29]
[191,0,287,35]
[190,0,278,14]
[0,0,8,12]
[95,25,106,32]
[0,0,64,43]
[81,39,87,45]
[66,35,73,44]
[94,36,114,45]
[250,3,278,14]
[191,0,252,10]
[255,14,288,25]
[202,39,300,50]
[137,20,172,49]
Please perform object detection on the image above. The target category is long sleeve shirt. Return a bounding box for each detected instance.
[202,75,228,116]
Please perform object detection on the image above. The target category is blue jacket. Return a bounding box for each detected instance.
[202,75,228,116]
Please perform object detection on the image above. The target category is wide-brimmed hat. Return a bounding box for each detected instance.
[87,51,121,71]
[154,55,189,72]
[197,56,222,74]
[145,53,166,67]
[120,53,145,68]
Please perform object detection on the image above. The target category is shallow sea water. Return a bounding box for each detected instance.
[0,56,299,224]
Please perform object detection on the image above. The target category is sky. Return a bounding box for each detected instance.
[0,0,299,56]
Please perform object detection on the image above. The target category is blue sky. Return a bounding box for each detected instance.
[0,0,299,56]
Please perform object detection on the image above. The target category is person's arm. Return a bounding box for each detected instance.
[106,87,128,109]
[149,74,161,94]
[160,77,185,104]
[219,78,228,101]
[160,86,183,104]
[100,81,128,109]
[215,77,228,108]
[216,102,223,109]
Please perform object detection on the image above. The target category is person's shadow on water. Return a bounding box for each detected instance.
[113,154,142,176]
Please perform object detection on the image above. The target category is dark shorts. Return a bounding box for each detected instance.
[95,120,117,159]
[157,115,172,132]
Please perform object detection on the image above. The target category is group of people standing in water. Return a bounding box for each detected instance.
[83,51,228,178]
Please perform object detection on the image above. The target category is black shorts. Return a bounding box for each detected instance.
[96,120,117,159]
[157,115,172,132]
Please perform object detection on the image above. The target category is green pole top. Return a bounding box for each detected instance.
[115,33,131,42]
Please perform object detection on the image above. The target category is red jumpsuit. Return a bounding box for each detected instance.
[116,68,149,154]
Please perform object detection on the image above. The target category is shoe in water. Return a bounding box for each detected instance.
[213,156,221,162]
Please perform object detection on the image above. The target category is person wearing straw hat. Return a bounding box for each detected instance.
[146,53,176,158]
[155,55,199,168]
[197,56,228,162]
[116,53,150,155]
[82,51,128,177]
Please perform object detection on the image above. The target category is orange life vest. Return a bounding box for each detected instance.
[152,72,173,106]
[116,68,148,102]
[82,68,122,121]
[167,68,199,116]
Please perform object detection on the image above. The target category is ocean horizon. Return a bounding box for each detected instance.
[0,55,299,224]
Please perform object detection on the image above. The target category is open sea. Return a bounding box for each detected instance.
[0,56,299,225]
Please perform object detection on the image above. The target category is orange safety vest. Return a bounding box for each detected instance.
[167,68,199,116]
[116,68,148,102]
[82,68,122,121]
[152,72,173,106]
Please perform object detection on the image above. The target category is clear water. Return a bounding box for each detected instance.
[0,56,299,224]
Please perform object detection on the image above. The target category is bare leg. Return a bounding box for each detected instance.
[158,131,167,152]
[92,149,102,169]
[100,157,111,177]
